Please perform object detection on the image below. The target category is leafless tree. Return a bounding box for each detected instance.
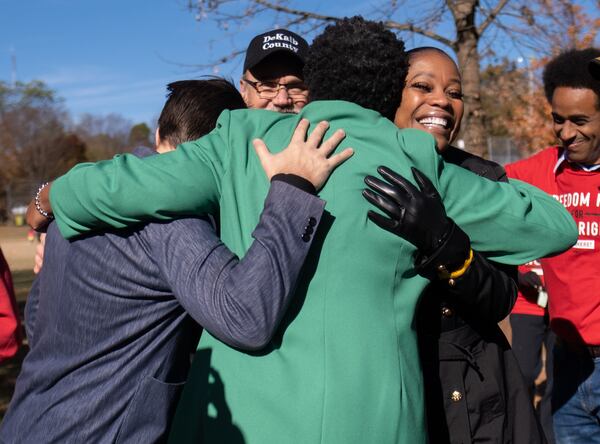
[0,81,86,218]
[73,113,133,161]
[185,0,599,156]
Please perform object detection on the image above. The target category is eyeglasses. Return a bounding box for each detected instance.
[242,78,308,101]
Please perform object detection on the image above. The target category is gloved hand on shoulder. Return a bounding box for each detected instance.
[362,166,471,281]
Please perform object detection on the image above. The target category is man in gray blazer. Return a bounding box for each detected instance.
[0,79,349,443]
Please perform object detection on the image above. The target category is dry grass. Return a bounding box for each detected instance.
[0,226,37,271]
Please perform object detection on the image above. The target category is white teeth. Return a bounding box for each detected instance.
[418,117,448,128]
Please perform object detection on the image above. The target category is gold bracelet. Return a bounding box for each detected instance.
[437,248,474,280]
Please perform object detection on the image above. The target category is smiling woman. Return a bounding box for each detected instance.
[394,47,464,152]
[365,46,548,443]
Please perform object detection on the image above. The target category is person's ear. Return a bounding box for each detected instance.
[154,127,161,149]
[240,77,250,102]
[155,127,174,153]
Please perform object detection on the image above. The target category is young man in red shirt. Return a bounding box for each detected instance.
[506,48,600,443]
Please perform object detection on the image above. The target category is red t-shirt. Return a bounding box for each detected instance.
[512,260,546,316]
[506,146,600,345]
[0,248,20,362]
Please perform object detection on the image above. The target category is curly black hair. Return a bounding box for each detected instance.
[543,48,600,106]
[304,16,407,120]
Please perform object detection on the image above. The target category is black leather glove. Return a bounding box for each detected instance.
[518,271,543,290]
[363,166,470,279]
[363,166,452,255]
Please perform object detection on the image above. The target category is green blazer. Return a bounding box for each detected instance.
[50,101,577,444]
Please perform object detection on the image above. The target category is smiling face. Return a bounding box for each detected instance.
[393,49,464,152]
[240,53,307,114]
[551,86,600,165]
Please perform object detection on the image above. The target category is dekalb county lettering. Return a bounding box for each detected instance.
[262,41,299,52]
[263,33,299,45]
[262,33,299,52]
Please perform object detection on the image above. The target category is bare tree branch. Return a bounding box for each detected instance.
[384,20,454,47]
[257,0,454,47]
[183,0,598,157]
[254,0,340,22]
[477,0,510,35]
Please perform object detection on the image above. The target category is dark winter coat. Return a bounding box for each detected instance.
[418,146,547,444]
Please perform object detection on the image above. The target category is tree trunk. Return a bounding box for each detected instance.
[450,0,487,157]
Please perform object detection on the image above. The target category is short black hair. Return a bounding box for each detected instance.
[158,78,246,147]
[304,16,407,120]
[543,48,600,105]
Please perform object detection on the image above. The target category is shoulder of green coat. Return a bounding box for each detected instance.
[301,100,386,123]
[393,128,441,182]
[395,127,437,148]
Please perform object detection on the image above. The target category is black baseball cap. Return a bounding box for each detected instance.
[243,29,308,73]
[589,56,600,80]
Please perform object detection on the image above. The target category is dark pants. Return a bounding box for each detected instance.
[511,313,555,443]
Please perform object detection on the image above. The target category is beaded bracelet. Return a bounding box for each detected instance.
[34,182,54,220]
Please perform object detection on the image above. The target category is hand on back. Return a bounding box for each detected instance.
[253,118,354,191]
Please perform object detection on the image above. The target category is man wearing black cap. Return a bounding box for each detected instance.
[240,29,309,113]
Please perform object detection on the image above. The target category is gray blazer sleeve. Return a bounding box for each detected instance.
[144,181,325,351]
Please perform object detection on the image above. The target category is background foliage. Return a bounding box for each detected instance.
[0,81,151,221]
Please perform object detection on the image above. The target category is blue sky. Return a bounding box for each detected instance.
[2,1,596,128]
[0,0,248,125]
[0,0,372,127]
